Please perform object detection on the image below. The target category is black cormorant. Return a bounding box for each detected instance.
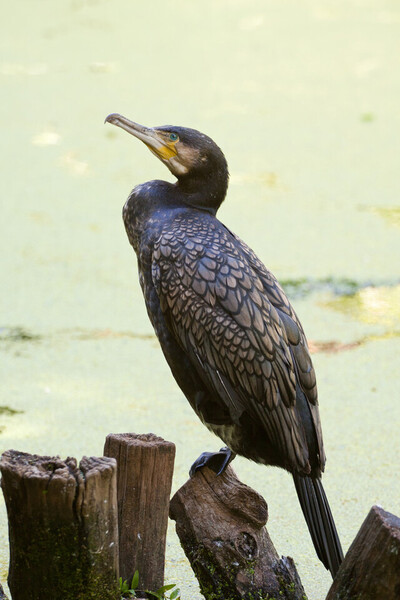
[105,113,344,577]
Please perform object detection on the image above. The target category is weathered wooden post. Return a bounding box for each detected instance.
[104,432,176,592]
[0,451,119,600]
[326,505,400,600]
[170,465,306,600]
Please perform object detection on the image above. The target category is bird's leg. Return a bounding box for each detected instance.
[189,446,236,477]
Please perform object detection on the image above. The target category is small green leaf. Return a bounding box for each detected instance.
[157,584,176,594]
[170,589,180,600]
[131,570,140,590]
[146,592,162,600]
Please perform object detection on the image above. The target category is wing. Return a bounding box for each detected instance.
[232,234,325,467]
[232,235,318,401]
[151,215,323,473]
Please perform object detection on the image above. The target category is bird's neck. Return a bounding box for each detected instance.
[176,167,228,214]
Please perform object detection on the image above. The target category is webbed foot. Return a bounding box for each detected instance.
[189,446,236,477]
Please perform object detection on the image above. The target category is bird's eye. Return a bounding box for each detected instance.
[169,133,178,142]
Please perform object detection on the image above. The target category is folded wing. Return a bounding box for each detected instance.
[151,216,324,474]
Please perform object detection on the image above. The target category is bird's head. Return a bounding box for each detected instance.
[105,113,229,211]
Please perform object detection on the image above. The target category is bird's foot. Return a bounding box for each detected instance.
[189,447,236,477]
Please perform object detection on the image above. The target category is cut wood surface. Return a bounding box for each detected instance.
[326,504,400,600]
[0,450,119,600]
[104,432,176,592]
[170,465,306,600]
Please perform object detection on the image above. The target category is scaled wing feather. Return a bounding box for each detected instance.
[151,216,321,472]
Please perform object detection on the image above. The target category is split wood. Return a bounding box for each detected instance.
[0,451,119,600]
[104,432,175,593]
[170,465,306,600]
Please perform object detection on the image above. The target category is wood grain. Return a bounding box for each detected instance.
[104,432,175,592]
[0,450,119,600]
[326,505,400,600]
[170,465,306,600]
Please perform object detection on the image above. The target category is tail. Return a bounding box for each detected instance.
[293,473,344,578]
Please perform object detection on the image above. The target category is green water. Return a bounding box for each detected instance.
[1,1,400,598]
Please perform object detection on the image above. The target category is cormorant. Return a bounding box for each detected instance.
[105,113,344,577]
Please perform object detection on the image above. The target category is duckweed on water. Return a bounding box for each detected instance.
[323,284,400,328]
[0,327,41,343]
[0,405,24,435]
[365,207,400,228]
[280,277,399,300]
[0,406,23,416]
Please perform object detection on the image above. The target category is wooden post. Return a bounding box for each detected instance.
[169,465,306,600]
[326,505,400,600]
[0,451,119,600]
[104,432,175,592]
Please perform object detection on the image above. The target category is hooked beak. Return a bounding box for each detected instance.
[105,113,178,161]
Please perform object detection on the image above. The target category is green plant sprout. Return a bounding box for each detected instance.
[119,569,139,597]
[147,583,181,600]
[119,570,181,600]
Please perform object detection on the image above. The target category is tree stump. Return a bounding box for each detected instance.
[169,465,306,600]
[0,451,119,600]
[326,505,400,600]
[104,432,176,592]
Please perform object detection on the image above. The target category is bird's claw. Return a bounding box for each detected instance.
[189,447,236,477]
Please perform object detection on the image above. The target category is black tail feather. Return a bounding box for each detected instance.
[293,473,344,578]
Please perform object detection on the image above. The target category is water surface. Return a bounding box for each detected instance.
[1,1,400,598]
